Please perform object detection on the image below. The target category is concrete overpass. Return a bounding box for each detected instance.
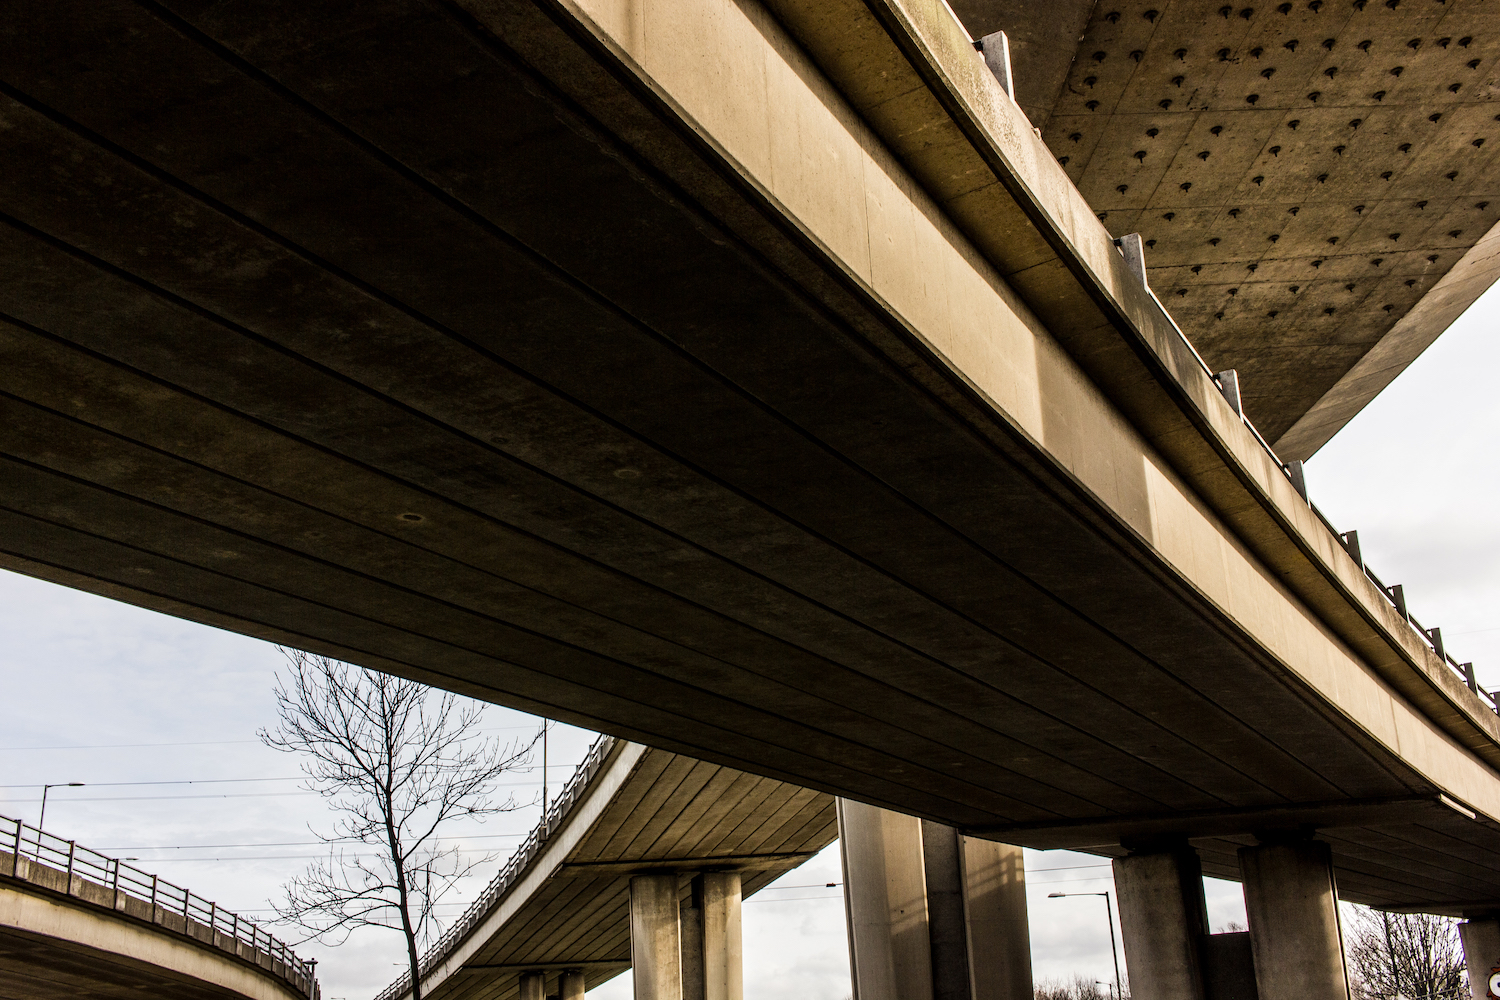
[374,737,837,1000]
[375,737,1034,1000]
[0,812,317,1000]
[953,0,1500,457]
[2,1,1500,997]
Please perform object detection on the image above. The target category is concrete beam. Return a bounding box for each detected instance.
[554,855,815,877]
[1238,842,1350,1000]
[968,796,1472,850]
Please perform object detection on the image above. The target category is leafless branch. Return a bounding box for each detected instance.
[259,649,541,1000]
[1347,907,1467,1000]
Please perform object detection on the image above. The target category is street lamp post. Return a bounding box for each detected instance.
[38,782,85,829]
[1049,890,1123,1000]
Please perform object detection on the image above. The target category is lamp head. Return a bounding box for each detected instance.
[1048,892,1066,898]
[67,782,84,787]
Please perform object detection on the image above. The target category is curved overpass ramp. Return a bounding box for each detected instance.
[0,815,317,1000]
[377,737,835,1000]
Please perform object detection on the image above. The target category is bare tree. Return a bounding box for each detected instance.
[1035,975,1129,1000]
[1346,907,1467,1000]
[260,649,540,1000]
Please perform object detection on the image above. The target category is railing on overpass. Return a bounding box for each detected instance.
[1134,259,1496,716]
[0,812,318,996]
[374,734,619,1000]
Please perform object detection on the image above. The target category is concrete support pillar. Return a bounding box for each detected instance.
[520,972,547,1000]
[922,820,974,1000]
[559,971,587,1000]
[631,874,682,1000]
[698,874,743,1000]
[681,886,705,1000]
[1459,919,1500,1000]
[1113,846,1208,1000]
[840,801,1032,1000]
[1237,841,1349,1000]
[681,873,742,1000]
[838,798,935,1000]
[957,833,1033,1000]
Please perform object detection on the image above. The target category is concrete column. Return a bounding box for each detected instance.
[681,886,705,1000]
[631,874,682,1000]
[520,972,547,1000]
[697,873,743,1000]
[1113,845,1208,1000]
[838,798,935,1000]
[921,821,973,1000]
[559,971,587,1000]
[957,834,1033,1000]
[1238,841,1349,1000]
[1459,919,1500,1000]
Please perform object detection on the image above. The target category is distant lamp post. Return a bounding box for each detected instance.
[38,782,85,829]
[1048,890,1124,1000]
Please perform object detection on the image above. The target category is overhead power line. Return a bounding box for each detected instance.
[99,832,529,851]
[0,723,559,753]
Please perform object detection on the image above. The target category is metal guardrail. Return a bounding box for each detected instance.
[1137,256,1495,717]
[0,812,318,995]
[373,734,619,1000]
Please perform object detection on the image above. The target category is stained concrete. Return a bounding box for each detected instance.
[949,0,1500,455]
[1238,841,1350,1000]
[0,0,1498,915]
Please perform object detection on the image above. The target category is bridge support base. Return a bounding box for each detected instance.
[838,799,1032,1000]
[1460,918,1500,1000]
[1114,845,1209,1000]
[1238,841,1349,1000]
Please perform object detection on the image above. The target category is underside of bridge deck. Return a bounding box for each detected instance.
[950,0,1500,457]
[0,925,264,1000]
[1,0,1498,912]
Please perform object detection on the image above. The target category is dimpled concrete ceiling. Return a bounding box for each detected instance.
[1021,0,1499,448]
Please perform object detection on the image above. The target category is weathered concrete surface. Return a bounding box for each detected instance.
[0,0,1499,914]
[839,801,936,1000]
[1459,919,1500,1000]
[1238,841,1350,1000]
[951,0,1500,455]
[0,876,307,1000]
[631,875,683,1000]
[955,837,1032,1000]
[841,805,1033,1000]
[1114,849,1210,1000]
[387,740,832,1000]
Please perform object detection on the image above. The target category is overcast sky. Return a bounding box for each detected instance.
[1,282,1494,1000]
